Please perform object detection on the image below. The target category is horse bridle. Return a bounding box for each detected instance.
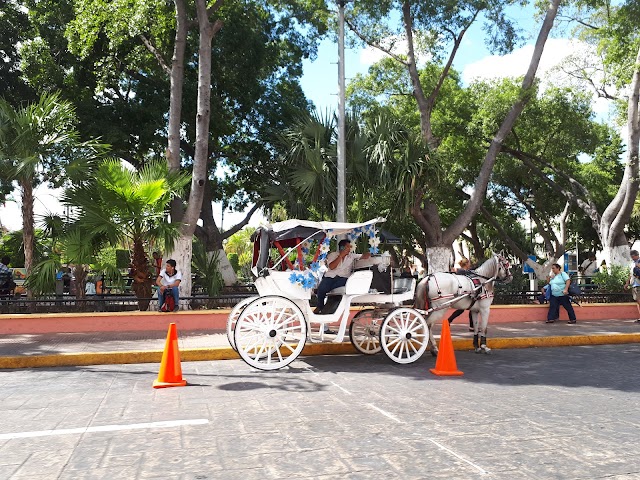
[495,255,512,282]
[471,255,511,282]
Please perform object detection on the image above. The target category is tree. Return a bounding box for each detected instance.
[62,159,190,310]
[63,0,329,291]
[0,91,104,283]
[547,0,640,265]
[462,80,618,278]
[344,0,562,272]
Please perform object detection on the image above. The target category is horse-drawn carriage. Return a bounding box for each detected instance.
[226,217,513,370]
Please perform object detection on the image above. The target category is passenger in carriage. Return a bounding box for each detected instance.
[314,239,371,315]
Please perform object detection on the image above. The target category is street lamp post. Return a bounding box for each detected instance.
[526,195,536,292]
[337,0,346,223]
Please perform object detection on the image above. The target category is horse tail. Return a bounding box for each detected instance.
[414,276,430,310]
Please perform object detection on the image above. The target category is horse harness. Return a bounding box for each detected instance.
[423,271,494,312]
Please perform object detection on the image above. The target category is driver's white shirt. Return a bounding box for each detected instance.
[324,252,362,278]
[580,258,598,276]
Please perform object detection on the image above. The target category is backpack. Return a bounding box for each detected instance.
[568,281,582,296]
[161,294,175,312]
[633,265,640,278]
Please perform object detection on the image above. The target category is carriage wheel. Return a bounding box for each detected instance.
[234,296,307,370]
[380,308,429,364]
[349,309,383,355]
[226,296,258,351]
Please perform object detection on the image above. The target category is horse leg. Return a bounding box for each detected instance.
[426,310,447,357]
[476,306,491,354]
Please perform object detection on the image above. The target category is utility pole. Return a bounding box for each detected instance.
[337,0,347,223]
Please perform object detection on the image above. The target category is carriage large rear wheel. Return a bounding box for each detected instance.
[226,296,258,351]
[380,308,429,364]
[234,295,307,370]
[349,309,383,355]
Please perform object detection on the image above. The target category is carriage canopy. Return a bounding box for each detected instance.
[251,217,387,274]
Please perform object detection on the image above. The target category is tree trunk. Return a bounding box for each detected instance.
[167,235,193,303]
[425,246,452,274]
[402,0,560,260]
[165,1,224,296]
[602,244,630,268]
[444,0,560,242]
[130,239,152,311]
[600,44,640,266]
[197,179,238,286]
[168,0,188,222]
[20,178,34,298]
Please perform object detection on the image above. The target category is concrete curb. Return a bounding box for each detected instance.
[2,333,640,370]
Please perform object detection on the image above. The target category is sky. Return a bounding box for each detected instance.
[0,5,614,233]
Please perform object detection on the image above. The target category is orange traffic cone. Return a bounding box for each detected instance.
[153,323,187,388]
[429,318,463,376]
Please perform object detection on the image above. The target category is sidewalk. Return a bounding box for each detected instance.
[1,318,639,369]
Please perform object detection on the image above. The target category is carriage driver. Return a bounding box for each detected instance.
[314,239,371,314]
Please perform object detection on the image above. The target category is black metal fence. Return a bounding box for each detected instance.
[0,285,632,314]
[493,291,632,305]
[0,285,257,315]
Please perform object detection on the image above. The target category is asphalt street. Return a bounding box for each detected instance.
[1,344,640,479]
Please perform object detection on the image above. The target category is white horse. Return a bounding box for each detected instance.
[414,254,513,354]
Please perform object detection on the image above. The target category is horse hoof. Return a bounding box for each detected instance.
[480,345,491,354]
[474,347,482,354]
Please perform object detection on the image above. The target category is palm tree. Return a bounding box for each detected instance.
[0,91,104,282]
[273,109,372,221]
[62,159,189,310]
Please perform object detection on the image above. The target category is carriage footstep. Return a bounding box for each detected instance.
[430,348,438,357]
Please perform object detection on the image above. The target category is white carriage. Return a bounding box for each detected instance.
[226,218,430,370]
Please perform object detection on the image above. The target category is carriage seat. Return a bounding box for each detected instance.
[392,277,415,294]
[326,270,373,296]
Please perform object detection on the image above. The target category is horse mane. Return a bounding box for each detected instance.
[472,255,497,278]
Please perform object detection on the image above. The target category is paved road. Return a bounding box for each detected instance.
[1,345,640,479]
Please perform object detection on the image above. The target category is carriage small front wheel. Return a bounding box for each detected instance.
[349,309,383,355]
[380,308,429,364]
[234,295,307,370]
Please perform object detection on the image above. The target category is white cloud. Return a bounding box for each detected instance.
[462,38,616,121]
[0,184,66,232]
[462,38,589,85]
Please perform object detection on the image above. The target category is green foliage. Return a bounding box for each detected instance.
[224,227,256,282]
[227,253,239,273]
[63,158,189,253]
[192,241,224,297]
[495,264,530,294]
[24,258,60,295]
[0,91,106,187]
[0,1,35,105]
[115,249,130,269]
[0,229,56,268]
[592,265,628,293]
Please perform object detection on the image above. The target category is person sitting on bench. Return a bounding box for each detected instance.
[0,256,16,296]
[314,239,371,315]
[156,259,181,312]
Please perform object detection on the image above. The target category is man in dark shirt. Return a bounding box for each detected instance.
[0,256,16,294]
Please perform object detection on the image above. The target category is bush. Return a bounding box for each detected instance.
[592,265,629,293]
[495,264,529,293]
[228,253,239,272]
[192,241,224,297]
[115,249,130,269]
